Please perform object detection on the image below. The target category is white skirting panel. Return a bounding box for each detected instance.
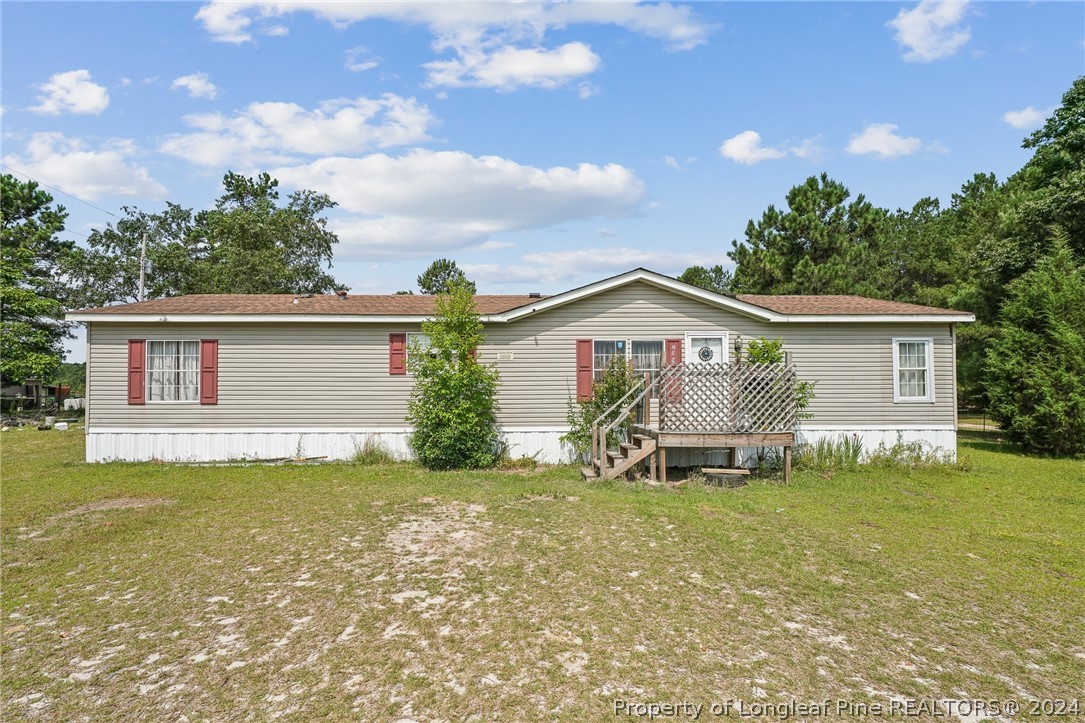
[793,426,958,463]
[85,426,958,465]
[86,428,577,464]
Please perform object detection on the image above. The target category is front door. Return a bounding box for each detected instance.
[686,334,729,428]
[687,335,727,366]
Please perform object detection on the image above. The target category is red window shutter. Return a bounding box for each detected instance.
[127,339,146,405]
[665,338,683,365]
[200,340,219,405]
[389,333,407,374]
[575,339,593,402]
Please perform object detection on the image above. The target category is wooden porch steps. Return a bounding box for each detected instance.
[592,433,658,480]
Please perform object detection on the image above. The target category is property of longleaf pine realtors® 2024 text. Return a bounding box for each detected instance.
[612,697,1081,719]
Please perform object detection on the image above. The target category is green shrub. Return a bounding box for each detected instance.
[744,337,816,418]
[562,357,640,462]
[407,283,501,469]
[985,241,1085,456]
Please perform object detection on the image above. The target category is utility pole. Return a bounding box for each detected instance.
[138,232,147,302]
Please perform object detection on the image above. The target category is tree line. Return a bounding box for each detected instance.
[678,77,1084,454]
[2,78,1080,453]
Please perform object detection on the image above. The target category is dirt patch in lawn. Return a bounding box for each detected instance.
[48,497,176,520]
[385,499,491,565]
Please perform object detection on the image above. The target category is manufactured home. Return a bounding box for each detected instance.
[67,269,974,466]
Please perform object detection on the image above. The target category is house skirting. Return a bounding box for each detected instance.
[793,425,958,463]
[85,427,576,465]
[85,425,957,465]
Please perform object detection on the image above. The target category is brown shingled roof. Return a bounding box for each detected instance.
[73,294,546,316]
[735,294,967,316]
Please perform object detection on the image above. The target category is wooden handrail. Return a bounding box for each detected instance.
[593,369,674,476]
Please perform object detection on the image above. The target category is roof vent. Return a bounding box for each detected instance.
[336,290,348,300]
[529,292,542,298]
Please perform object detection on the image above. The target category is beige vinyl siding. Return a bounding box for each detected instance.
[482,281,955,428]
[87,322,421,428]
[86,281,955,430]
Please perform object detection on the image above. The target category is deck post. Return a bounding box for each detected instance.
[649,452,657,481]
[783,445,792,484]
[658,446,666,485]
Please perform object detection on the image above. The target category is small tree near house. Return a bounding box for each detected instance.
[562,357,641,463]
[406,282,501,469]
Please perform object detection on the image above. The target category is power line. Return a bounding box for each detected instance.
[1,163,120,220]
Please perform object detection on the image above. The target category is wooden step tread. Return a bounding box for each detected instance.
[701,467,751,475]
[580,466,599,480]
[631,434,653,442]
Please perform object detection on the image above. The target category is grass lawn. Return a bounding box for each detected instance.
[2,430,1083,721]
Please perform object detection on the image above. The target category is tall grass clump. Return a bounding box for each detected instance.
[350,435,396,465]
[794,434,864,471]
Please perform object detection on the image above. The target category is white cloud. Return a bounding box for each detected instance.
[425,42,601,91]
[271,149,645,259]
[30,69,109,115]
[195,1,711,91]
[887,0,971,62]
[345,46,380,73]
[171,72,219,99]
[845,123,926,159]
[159,94,436,167]
[663,155,681,169]
[476,240,515,251]
[577,81,599,100]
[464,247,710,285]
[197,2,710,48]
[719,131,786,165]
[1002,105,1053,130]
[2,133,166,201]
[789,137,828,162]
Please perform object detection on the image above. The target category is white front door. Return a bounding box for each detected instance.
[687,334,728,365]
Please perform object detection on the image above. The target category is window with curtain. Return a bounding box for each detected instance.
[593,340,623,380]
[630,340,664,380]
[593,339,663,381]
[893,338,933,402]
[147,341,199,402]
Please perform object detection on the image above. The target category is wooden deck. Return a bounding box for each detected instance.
[631,424,794,484]
[589,361,799,483]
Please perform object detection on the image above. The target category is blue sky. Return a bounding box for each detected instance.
[2,1,1082,306]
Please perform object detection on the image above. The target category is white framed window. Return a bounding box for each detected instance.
[593,339,664,381]
[147,340,199,402]
[893,337,935,403]
[406,332,432,368]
